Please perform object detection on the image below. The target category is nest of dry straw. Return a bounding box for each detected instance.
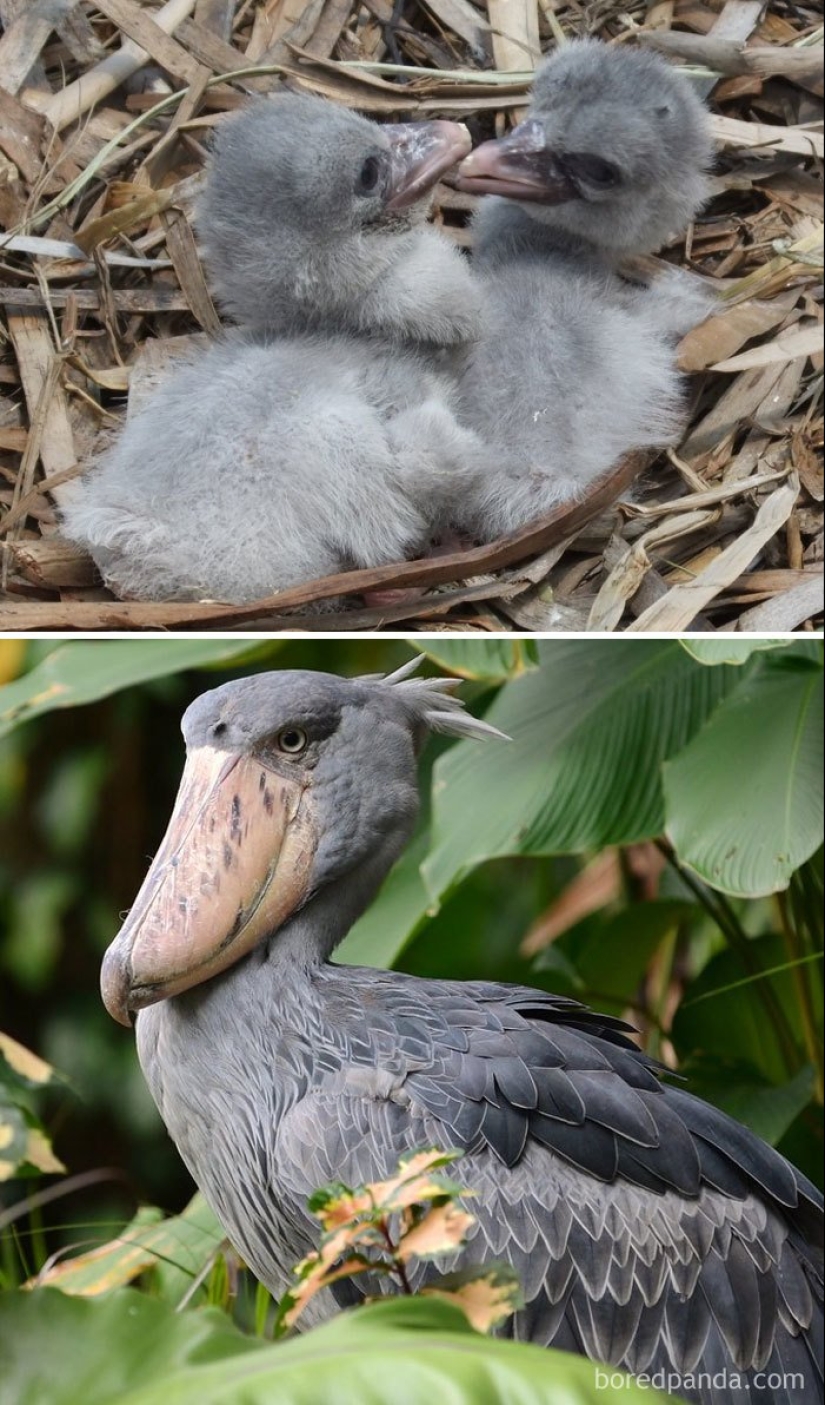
[0,0,822,633]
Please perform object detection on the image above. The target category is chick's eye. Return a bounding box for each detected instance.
[563,152,621,191]
[355,155,381,196]
[276,726,309,755]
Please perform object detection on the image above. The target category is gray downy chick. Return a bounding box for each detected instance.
[62,95,484,604]
[198,91,481,351]
[454,40,715,539]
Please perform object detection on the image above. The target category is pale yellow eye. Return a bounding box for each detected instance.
[276,726,308,755]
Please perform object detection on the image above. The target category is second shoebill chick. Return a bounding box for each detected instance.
[197,91,482,350]
[466,40,711,266]
[61,97,484,604]
[454,41,715,539]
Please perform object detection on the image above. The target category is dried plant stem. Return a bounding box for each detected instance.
[40,0,198,132]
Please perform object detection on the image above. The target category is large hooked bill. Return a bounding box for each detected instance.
[455,119,577,203]
[385,121,472,211]
[100,746,316,1026]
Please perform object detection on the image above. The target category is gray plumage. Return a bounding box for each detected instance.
[62,97,483,603]
[197,94,481,350]
[103,666,824,1405]
[454,41,716,538]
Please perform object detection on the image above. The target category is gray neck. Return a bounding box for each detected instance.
[206,223,480,351]
[261,849,390,974]
[146,843,394,1055]
[473,199,615,273]
[149,793,415,1037]
[205,232,369,338]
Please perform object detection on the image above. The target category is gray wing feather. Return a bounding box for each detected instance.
[268,968,823,1403]
[144,966,822,1404]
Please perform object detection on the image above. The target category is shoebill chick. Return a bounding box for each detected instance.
[197,91,481,352]
[454,40,715,539]
[62,96,483,604]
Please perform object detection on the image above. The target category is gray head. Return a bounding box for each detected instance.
[458,40,713,255]
[197,92,471,329]
[100,661,504,1025]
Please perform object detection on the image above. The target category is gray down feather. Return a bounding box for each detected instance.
[61,96,483,603]
[454,41,716,538]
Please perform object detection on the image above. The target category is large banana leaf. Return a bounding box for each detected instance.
[418,640,539,681]
[679,639,794,666]
[664,659,824,896]
[0,1290,671,1405]
[0,641,276,738]
[423,641,738,902]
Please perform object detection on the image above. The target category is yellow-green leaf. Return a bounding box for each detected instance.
[396,1203,475,1262]
[0,1103,29,1180]
[24,1127,66,1174]
[280,1255,370,1332]
[422,1266,523,1333]
[32,1196,224,1297]
[0,1032,56,1086]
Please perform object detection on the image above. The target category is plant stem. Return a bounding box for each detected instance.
[0,1167,129,1232]
[654,840,801,1077]
[646,927,679,1064]
[378,1218,413,1295]
[777,891,824,1104]
[176,1244,223,1312]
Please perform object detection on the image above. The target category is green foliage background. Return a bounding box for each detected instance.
[0,636,821,1404]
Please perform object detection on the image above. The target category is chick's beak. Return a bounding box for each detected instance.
[384,120,472,211]
[456,119,577,203]
[100,746,316,1026]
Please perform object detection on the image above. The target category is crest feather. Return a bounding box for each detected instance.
[369,656,510,743]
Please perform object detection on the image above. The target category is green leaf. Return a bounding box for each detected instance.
[37,749,109,858]
[0,1034,58,1091]
[20,1122,66,1175]
[671,933,820,1085]
[0,1289,673,1405]
[4,870,78,989]
[532,943,585,991]
[35,1195,224,1299]
[679,639,790,667]
[680,640,822,668]
[150,1197,228,1308]
[677,1058,816,1147]
[0,1288,261,1405]
[423,642,737,902]
[151,1298,675,1405]
[664,663,824,896]
[0,641,271,739]
[0,1099,29,1180]
[417,641,539,682]
[0,1037,64,1180]
[554,901,697,1014]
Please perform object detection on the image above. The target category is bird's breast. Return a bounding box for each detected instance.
[135,986,320,1288]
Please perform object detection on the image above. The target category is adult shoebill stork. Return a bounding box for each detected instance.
[101,666,823,1403]
[453,41,716,537]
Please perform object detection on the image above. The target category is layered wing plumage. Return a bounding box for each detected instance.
[271,968,823,1404]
